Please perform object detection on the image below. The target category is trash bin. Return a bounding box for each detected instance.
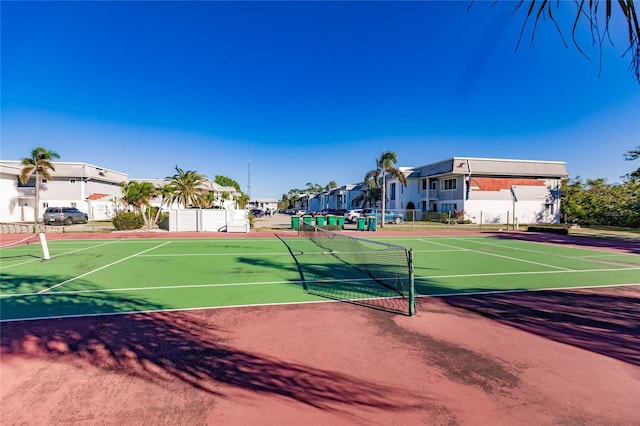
[315,215,326,226]
[302,215,313,226]
[357,217,366,231]
[337,216,345,228]
[327,215,337,226]
[367,216,377,231]
[291,216,300,230]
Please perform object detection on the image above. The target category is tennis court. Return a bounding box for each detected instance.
[1,232,638,321]
[1,231,639,424]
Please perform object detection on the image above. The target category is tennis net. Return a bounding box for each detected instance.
[282,226,415,316]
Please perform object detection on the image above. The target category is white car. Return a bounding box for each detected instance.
[344,209,363,223]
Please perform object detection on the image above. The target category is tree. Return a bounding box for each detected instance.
[167,166,208,208]
[497,0,640,83]
[19,147,60,225]
[214,175,242,192]
[325,181,338,191]
[623,145,640,180]
[153,184,174,225]
[119,180,158,229]
[364,152,408,227]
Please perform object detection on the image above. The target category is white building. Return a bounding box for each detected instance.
[0,161,244,223]
[387,157,568,225]
[0,161,127,222]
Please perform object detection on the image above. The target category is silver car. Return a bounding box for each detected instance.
[43,207,89,225]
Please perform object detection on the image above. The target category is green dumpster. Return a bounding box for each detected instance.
[337,216,345,228]
[367,216,377,231]
[327,215,337,226]
[302,215,313,226]
[315,215,326,226]
[291,216,300,230]
[357,217,366,231]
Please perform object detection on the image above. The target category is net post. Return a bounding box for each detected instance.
[39,232,50,261]
[408,248,415,316]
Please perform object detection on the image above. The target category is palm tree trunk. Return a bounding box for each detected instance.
[381,166,386,228]
[34,169,40,226]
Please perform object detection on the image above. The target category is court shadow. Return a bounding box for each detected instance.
[1,272,418,414]
[490,231,640,255]
[442,288,640,366]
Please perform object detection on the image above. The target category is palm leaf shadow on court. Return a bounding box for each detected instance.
[0,272,420,414]
[443,288,640,366]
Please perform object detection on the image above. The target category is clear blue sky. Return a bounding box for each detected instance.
[2,1,638,198]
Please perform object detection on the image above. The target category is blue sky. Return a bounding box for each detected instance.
[2,1,638,198]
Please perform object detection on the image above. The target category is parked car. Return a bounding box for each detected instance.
[344,209,363,223]
[321,208,344,216]
[249,209,264,218]
[361,209,404,224]
[43,207,89,225]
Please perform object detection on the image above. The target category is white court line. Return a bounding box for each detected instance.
[2,282,638,324]
[139,252,291,257]
[416,282,640,298]
[37,241,171,294]
[4,266,638,299]
[0,239,124,270]
[1,276,384,298]
[418,266,640,280]
[417,238,574,271]
[451,237,640,268]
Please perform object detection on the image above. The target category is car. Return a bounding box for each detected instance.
[321,208,344,216]
[43,207,89,225]
[361,209,404,224]
[344,209,363,223]
[249,209,264,218]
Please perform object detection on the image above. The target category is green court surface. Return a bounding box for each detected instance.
[1,235,638,322]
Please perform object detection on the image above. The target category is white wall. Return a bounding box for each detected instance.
[168,209,249,232]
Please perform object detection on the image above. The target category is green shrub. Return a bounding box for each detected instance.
[112,212,144,230]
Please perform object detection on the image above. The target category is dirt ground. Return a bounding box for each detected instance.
[2,284,638,425]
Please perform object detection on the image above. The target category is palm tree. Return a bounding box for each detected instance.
[119,181,158,229]
[152,184,174,225]
[19,147,60,225]
[481,0,639,83]
[167,166,208,208]
[364,152,408,227]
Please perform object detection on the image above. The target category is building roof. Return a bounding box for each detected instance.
[415,157,568,178]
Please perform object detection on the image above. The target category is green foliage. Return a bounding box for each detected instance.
[561,177,640,227]
[112,212,145,230]
[214,175,241,192]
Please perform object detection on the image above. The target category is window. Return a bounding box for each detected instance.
[421,179,427,191]
[71,202,77,208]
[41,179,48,183]
[441,178,456,191]
[17,177,35,187]
[545,203,555,215]
[70,179,76,184]
[441,203,457,213]
[42,202,49,208]
[430,180,437,190]
[390,183,396,201]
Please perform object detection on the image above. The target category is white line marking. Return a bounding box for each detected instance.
[418,266,640,280]
[452,237,640,268]
[417,238,574,271]
[37,241,171,294]
[2,283,638,324]
[0,239,124,270]
[417,283,640,298]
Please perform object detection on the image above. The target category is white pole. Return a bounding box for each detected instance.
[39,232,50,261]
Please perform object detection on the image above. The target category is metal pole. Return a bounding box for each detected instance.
[408,248,415,316]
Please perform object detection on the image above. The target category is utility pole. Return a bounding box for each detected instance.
[247,160,252,205]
